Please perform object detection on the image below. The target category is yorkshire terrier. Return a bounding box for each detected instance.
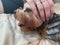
[15,2,60,41]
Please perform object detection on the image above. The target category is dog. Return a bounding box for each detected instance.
[15,2,60,42]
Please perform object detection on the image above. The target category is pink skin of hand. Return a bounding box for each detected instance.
[26,0,54,21]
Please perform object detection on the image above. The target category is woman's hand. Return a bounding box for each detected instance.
[26,0,54,21]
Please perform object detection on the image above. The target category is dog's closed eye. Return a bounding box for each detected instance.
[24,8,32,13]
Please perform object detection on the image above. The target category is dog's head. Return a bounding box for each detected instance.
[15,3,43,32]
[15,3,50,38]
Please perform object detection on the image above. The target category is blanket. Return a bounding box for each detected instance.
[0,14,60,45]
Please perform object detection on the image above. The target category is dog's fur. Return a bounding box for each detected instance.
[15,3,46,37]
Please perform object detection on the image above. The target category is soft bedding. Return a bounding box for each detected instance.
[0,13,60,45]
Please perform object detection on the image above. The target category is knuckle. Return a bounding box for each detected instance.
[44,3,49,9]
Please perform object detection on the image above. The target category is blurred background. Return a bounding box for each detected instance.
[54,0,60,14]
[54,0,60,3]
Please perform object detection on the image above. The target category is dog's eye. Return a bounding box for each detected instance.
[24,8,32,13]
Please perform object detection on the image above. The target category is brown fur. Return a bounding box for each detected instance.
[15,3,48,38]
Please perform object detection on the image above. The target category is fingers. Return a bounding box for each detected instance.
[26,0,39,18]
[26,0,54,21]
[41,0,51,21]
[33,0,45,21]
[47,0,54,19]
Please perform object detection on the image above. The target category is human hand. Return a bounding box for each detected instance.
[26,0,54,21]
